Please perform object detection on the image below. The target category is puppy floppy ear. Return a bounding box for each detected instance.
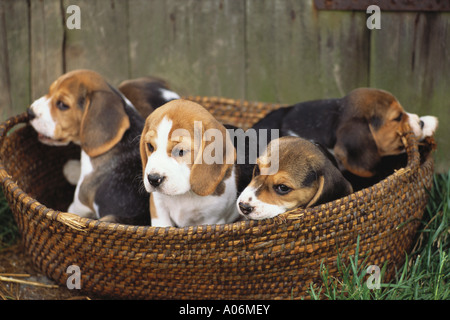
[306,166,353,207]
[139,124,149,178]
[81,90,130,157]
[190,122,236,196]
[333,119,380,178]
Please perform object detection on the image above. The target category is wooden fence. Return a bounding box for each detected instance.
[1,0,449,171]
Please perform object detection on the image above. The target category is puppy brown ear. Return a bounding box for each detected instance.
[81,90,130,157]
[190,162,233,196]
[139,123,149,178]
[333,119,380,178]
[306,167,353,207]
[190,123,236,196]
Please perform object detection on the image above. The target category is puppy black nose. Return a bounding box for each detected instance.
[419,120,425,130]
[238,202,254,215]
[148,174,165,187]
[27,108,36,121]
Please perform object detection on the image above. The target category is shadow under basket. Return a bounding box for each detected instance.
[0,96,435,299]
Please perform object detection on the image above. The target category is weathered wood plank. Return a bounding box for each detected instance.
[0,0,30,119]
[316,10,370,97]
[30,0,65,100]
[370,12,450,171]
[314,0,450,12]
[62,0,130,85]
[128,0,246,98]
[245,0,369,104]
[0,1,13,119]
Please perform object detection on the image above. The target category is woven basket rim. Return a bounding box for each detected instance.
[0,103,422,238]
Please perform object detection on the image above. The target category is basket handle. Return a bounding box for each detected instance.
[0,112,30,164]
[0,112,29,151]
[401,122,421,170]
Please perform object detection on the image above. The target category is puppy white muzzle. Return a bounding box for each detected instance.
[407,112,438,141]
[28,96,70,146]
[237,187,285,220]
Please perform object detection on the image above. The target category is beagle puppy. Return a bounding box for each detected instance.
[140,99,241,227]
[62,75,180,186]
[237,136,353,220]
[251,88,438,187]
[27,69,150,225]
[118,76,180,119]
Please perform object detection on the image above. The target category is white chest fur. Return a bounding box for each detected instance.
[67,150,97,218]
[151,168,240,227]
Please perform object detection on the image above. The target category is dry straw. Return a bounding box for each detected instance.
[0,97,435,299]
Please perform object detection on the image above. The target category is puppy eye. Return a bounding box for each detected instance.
[147,143,154,153]
[253,165,261,177]
[56,101,69,111]
[172,147,188,157]
[274,184,291,195]
[393,113,403,122]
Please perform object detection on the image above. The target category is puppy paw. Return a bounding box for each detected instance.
[63,159,81,185]
[99,215,118,223]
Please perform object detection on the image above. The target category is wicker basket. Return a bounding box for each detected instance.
[0,96,434,299]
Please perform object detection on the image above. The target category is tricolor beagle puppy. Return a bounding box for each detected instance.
[140,99,242,227]
[251,88,438,187]
[118,76,180,119]
[62,75,180,186]
[237,136,353,220]
[27,69,151,225]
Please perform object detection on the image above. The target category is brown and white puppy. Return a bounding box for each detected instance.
[251,88,438,180]
[237,136,353,220]
[27,69,150,225]
[118,76,180,119]
[140,99,241,227]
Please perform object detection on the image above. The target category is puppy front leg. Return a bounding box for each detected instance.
[63,159,81,185]
[150,195,174,227]
[67,182,96,219]
[68,198,95,219]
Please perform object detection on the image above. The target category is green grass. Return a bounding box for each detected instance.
[0,172,449,299]
[308,171,450,300]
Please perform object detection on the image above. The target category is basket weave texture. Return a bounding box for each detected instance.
[0,96,434,299]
